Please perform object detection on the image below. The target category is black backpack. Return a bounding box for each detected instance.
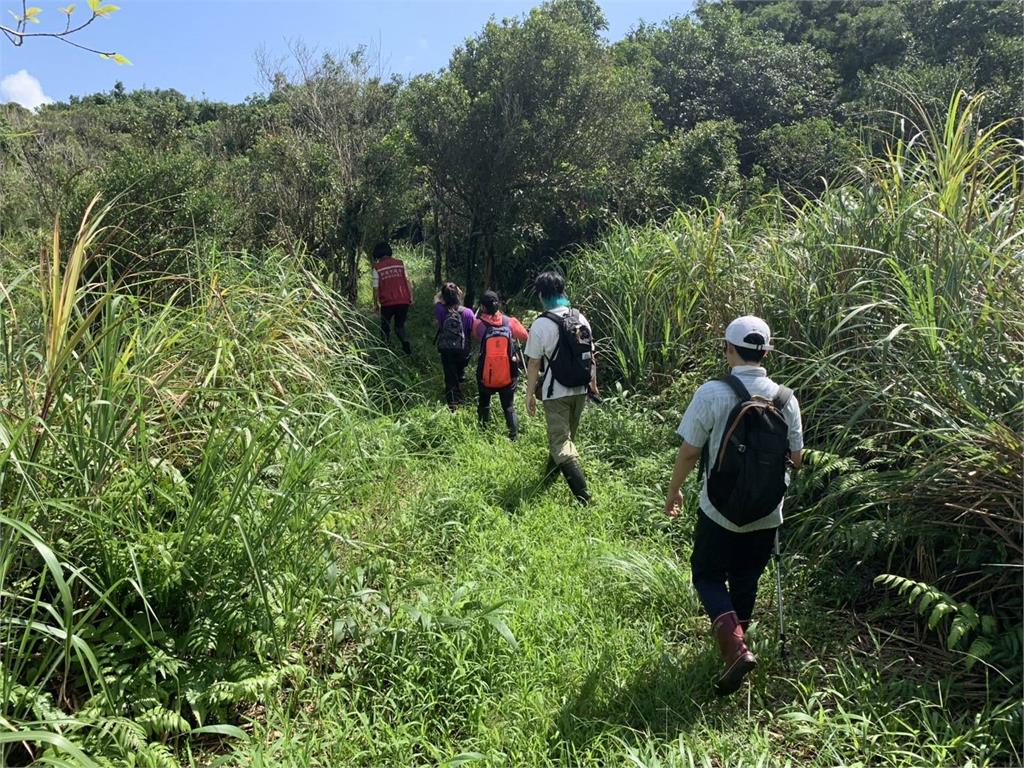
[702,375,793,527]
[542,309,593,397]
[437,306,466,352]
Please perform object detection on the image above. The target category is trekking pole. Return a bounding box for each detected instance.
[773,527,791,668]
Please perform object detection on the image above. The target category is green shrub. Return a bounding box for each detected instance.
[639,121,742,214]
[755,117,857,193]
[66,148,236,276]
[0,204,394,764]
[573,92,1023,708]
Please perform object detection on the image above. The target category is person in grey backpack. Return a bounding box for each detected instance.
[663,315,803,696]
[434,282,475,410]
[525,271,598,504]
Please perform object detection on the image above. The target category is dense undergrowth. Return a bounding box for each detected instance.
[574,92,1023,709]
[1,94,1021,766]
[0,209,403,765]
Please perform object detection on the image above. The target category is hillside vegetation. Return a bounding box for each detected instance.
[2,85,1021,765]
[3,0,1021,299]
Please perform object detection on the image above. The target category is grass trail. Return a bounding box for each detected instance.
[233,263,1014,767]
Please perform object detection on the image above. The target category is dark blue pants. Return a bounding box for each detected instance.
[380,304,410,351]
[690,510,776,624]
[440,350,469,408]
[477,382,519,439]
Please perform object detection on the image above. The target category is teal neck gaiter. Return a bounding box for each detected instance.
[542,295,571,311]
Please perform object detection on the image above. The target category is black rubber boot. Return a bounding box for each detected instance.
[541,455,559,487]
[560,459,591,505]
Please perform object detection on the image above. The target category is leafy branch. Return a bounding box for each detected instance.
[1,0,130,63]
[875,573,997,669]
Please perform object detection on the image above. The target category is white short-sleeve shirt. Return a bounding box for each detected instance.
[677,365,803,532]
[525,307,592,400]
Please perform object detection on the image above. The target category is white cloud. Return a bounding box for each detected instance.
[0,69,54,111]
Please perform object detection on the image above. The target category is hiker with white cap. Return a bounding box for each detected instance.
[663,315,803,695]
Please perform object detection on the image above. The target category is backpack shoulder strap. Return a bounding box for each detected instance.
[501,315,510,329]
[717,374,752,403]
[540,311,568,399]
[773,385,793,410]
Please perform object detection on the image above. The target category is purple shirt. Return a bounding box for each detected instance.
[434,303,475,351]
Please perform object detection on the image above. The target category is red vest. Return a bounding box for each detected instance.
[374,258,411,307]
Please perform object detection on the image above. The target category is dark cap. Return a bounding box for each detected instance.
[481,290,500,311]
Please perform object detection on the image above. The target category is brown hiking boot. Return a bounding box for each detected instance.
[712,611,756,696]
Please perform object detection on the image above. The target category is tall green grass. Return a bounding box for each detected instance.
[572,92,1023,707]
[0,202,401,764]
[3,92,1020,767]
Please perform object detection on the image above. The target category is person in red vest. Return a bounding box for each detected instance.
[371,241,413,355]
[473,290,528,440]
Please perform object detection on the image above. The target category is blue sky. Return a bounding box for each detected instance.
[0,0,695,107]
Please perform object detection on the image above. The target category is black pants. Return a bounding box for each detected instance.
[690,510,776,624]
[440,350,469,409]
[381,304,411,352]
[478,382,519,439]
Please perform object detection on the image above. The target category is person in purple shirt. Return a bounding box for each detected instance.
[434,282,476,409]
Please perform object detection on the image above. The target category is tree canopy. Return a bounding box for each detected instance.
[2,0,1019,294]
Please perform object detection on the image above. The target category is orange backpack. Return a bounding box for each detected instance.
[479,316,516,389]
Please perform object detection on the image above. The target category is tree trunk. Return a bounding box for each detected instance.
[483,231,496,292]
[345,246,358,302]
[465,215,479,308]
[444,230,454,288]
[341,202,361,302]
[432,205,442,289]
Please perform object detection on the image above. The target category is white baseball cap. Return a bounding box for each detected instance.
[725,315,773,351]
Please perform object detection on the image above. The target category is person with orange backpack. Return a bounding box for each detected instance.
[473,290,528,440]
